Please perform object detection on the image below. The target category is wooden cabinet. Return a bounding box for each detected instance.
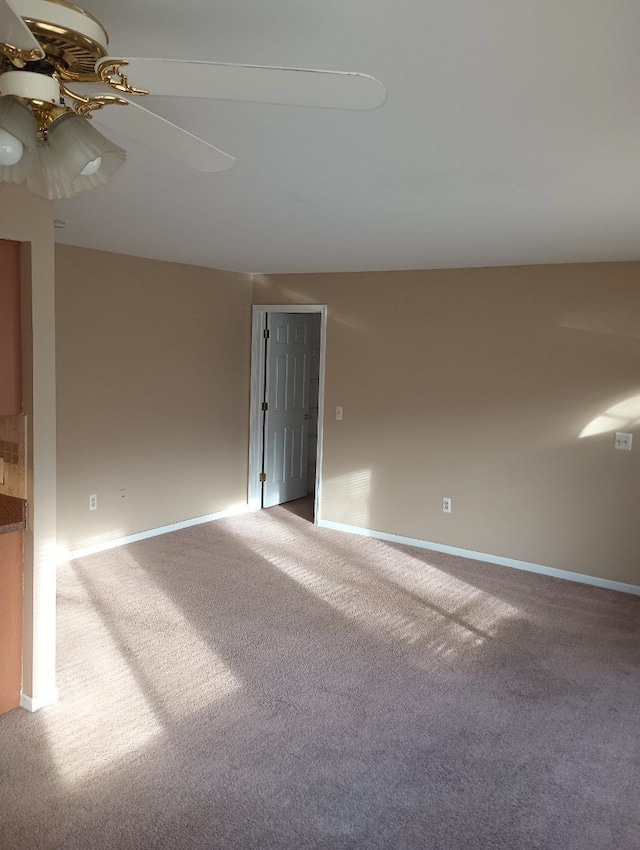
[0,530,23,714]
[0,240,22,415]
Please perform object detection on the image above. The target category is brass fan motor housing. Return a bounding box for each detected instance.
[0,0,146,118]
[22,15,107,78]
[0,0,109,78]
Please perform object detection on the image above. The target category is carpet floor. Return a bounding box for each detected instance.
[1,498,639,849]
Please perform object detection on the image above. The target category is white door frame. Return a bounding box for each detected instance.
[249,304,327,523]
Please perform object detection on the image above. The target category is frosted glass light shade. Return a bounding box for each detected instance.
[0,96,37,184]
[27,111,126,199]
[27,140,74,200]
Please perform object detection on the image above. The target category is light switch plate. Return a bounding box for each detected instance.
[614,432,633,451]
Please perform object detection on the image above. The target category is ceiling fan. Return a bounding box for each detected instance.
[0,0,386,198]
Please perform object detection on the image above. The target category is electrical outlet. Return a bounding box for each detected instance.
[614,432,632,451]
[119,488,127,501]
[442,497,452,513]
[336,406,344,421]
[89,494,97,511]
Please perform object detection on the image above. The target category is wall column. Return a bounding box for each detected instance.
[0,186,57,710]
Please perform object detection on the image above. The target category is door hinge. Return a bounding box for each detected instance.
[259,472,266,483]
[261,402,268,411]
[263,328,270,339]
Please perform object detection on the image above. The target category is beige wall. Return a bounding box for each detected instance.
[0,185,57,707]
[54,251,640,587]
[254,264,640,587]
[56,246,252,552]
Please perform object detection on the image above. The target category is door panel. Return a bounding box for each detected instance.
[291,422,305,481]
[273,427,286,484]
[291,354,307,410]
[274,354,287,410]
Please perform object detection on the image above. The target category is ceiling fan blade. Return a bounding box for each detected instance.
[92,98,236,173]
[0,0,43,58]
[105,58,387,110]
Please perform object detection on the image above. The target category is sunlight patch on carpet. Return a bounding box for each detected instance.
[249,536,519,663]
[371,543,521,637]
[46,550,241,785]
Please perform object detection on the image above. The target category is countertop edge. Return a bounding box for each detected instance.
[0,519,26,534]
[0,494,27,535]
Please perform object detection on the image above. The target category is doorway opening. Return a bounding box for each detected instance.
[249,305,327,524]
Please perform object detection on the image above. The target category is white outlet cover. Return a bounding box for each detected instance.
[614,432,633,451]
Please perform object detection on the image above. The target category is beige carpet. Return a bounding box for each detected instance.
[1,498,639,849]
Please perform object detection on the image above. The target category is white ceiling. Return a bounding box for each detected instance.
[54,0,640,274]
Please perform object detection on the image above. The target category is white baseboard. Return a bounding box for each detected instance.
[20,688,59,712]
[56,503,639,596]
[318,519,640,597]
[58,503,256,563]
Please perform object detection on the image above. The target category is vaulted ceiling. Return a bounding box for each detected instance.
[54,0,640,274]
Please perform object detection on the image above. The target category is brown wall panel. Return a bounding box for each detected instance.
[0,240,21,414]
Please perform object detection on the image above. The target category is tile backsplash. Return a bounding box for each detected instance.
[0,414,26,499]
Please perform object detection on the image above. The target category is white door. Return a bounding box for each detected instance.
[262,313,314,507]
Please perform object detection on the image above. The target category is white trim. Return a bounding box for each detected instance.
[315,310,328,523]
[248,307,267,512]
[318,519,640,597]
[58,503,255,563]
[20,688,59,713]
[249,305,327,524]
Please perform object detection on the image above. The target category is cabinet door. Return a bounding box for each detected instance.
[0,240,21,415]
[0,531,22,714]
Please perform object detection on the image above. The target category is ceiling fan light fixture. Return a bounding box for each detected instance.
[0,0,386,198]
[26,109,125,199]
[0,94,36,182]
